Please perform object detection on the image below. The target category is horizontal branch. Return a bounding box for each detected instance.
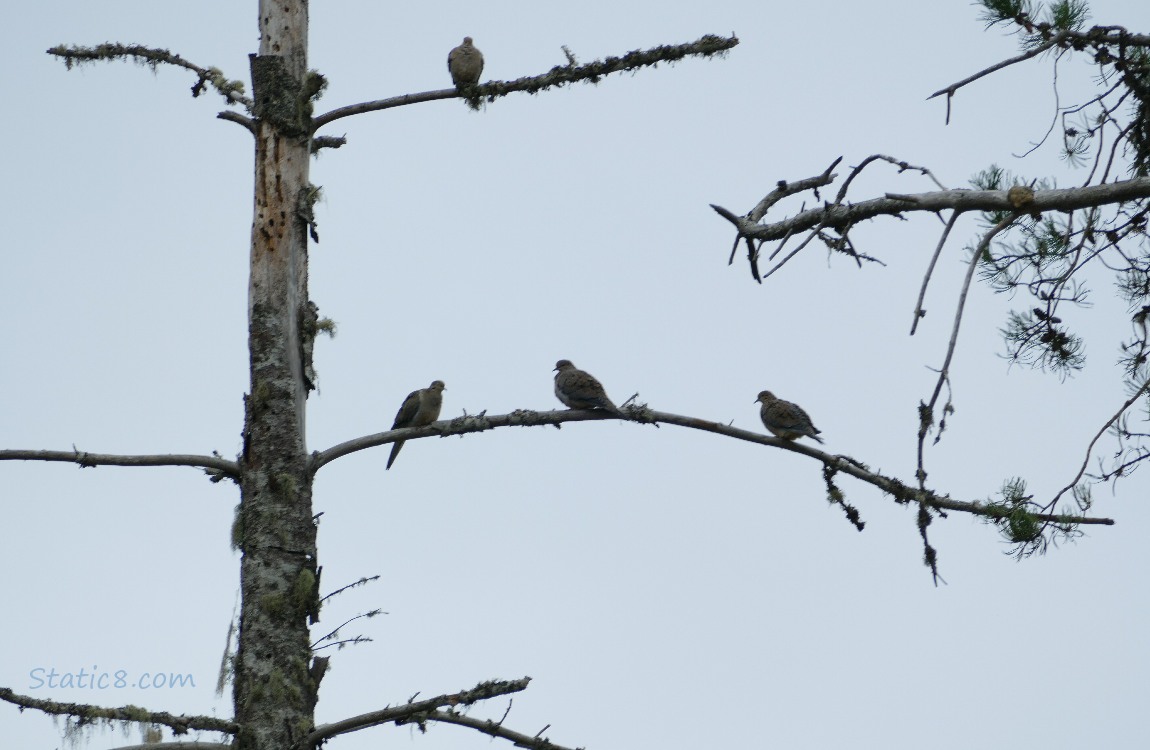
[427,709,578,750]
[311,406,1113,528]
[310,406,660,470]
[47,43,252,109]
[107,744,231,750]
[217,109,256,133]
[313,33,739,131]
[307,677,531,745]
[711,177,1150,242]
[648,411,1112,526]
[0,448,240,481]
[312,89,462,129]
[0,686,237,736]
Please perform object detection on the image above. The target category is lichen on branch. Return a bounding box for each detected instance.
[47,42,251,107]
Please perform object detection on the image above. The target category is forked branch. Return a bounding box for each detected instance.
[713,177,1150,244]
[306,677,532,745]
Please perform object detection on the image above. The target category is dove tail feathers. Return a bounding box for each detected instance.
[386,441,405,470]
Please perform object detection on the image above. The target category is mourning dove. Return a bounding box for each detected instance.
[756,390,824,444]
[386,380,446,470]
[554,360,623,416]
[448,37,484,88]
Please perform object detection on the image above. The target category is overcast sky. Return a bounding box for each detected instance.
[3,1,1149,749]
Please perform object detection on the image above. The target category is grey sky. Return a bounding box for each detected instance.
[3,1,1148,748]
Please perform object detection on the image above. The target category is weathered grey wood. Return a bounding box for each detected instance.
[234,2,321,749]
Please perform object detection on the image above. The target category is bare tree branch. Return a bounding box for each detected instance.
[46,43,252,109]
[312,33,739,131]
[0,686,237,736]
[929,25,1150,104]
[910,210,963,335]
[712,177,1150,244]
[217,110,256,133]
[0,448,239,481]
[107,744,231,750]
[312,89,463,128]
[306,677,532,746]
[745,157,843,223]
[836,155,950,201]
[310,406,1113,528]
[927,36,1062,113]
[917,215,1018,466]
[427,709,579,750]
[912,215,1018,583]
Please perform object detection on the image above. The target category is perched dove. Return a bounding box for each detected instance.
[554,360,623,416]
[756,390,824,444]
[386,380,446,470]
[448,37,484,88]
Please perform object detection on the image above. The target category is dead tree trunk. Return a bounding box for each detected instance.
[235,1,320,748]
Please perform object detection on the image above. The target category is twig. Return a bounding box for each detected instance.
[917,215,1017,468]
[910,211,963,335]
[1048,375,1150,509]
[927,36,1062,105]
[319,575,380,605]
[427,710,578,750]
[910,214,1019,582]
[1012,52,1065,159]
[310,610,384,649]
[760,222,825,280]
[835,155,949,204]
